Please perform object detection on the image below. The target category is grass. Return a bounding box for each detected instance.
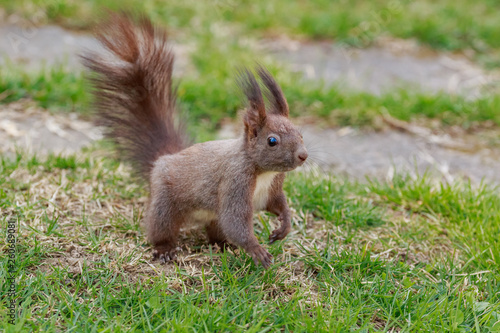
[0,65,90,114]
[2,61,500,137]
[1,149,500,331]
[1,1,500,137]
[2,0,500,58]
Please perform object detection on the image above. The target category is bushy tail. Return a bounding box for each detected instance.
[81,12,189,179]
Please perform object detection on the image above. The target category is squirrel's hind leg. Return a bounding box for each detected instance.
[206,220,231,250]
[146,197,184,263]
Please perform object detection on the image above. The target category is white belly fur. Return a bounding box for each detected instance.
[191,209,217,221]
[184,209,217,230]
[252,172,278,211]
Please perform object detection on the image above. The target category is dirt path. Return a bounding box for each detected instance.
[261,37,497,98]
[0,101,100,155]
[3,102,498,184]
[0,24,193,73]
[301,125,500,183]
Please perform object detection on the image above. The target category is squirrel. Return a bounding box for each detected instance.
[81,13,308,268]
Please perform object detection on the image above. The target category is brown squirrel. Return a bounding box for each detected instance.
[81,13,308,268]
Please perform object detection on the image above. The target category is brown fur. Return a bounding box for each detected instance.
[81,12,189,179]
[82,13,308,268]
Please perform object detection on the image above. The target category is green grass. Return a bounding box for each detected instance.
[0,65,90,114]
[182,29,500,131]
[2,0,500,57]
[1,150,500,331]
[3,62,500,136]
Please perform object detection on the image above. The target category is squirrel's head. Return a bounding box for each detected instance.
[239,66,308,172]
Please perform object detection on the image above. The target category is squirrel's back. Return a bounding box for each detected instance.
[81,13,189,179]
[151,138,244,200]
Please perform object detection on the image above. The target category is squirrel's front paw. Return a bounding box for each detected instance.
[269,225,291,243]
[152,245,178,264]
[248,245,273,269]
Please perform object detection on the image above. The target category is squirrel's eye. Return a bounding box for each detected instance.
[268,137,278,147]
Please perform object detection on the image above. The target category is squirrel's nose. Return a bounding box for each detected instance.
[298,151,308,162]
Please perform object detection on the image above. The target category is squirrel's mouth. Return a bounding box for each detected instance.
[289,160,305,171]
[292,162,304,169]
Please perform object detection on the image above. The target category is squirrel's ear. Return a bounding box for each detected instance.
[238,68,266,138]
[256,65,289,118]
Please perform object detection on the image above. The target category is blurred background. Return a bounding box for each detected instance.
[1,0,499,182]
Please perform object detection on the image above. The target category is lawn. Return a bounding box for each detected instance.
[1,150,499,331]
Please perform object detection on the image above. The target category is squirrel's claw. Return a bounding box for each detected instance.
[152,247,178,264]
[269,226,290,244]
[249,245,273,269]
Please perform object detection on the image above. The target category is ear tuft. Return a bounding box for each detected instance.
[237,68,267,136]
[256,65,289,117]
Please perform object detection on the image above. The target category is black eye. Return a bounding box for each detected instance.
[268,137,278,147]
